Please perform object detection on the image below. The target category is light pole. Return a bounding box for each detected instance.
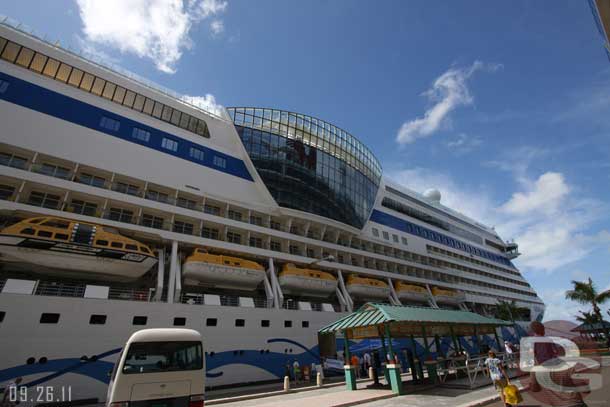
[308,255,335,267]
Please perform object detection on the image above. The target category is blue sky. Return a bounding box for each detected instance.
[2,0,610,321]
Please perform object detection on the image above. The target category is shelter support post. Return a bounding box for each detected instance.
[379,331,390,384]
[434,334,444,358]
[422,325,437,383]
[449,325,459,354]
[473,325,480,355]
[410,334,422,382]
[343,331,357,390]
[384,324,404,395]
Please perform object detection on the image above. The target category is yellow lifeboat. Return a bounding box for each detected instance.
[182,248,265,290]
[278,263,337,298]
[0,216,157,281]
[394,281,429,303]
[431,286,465,305]
[346,275,390,299]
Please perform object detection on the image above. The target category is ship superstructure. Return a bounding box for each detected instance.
[0,17,543,402]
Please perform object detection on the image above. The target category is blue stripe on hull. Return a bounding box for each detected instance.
[0,71,253,181]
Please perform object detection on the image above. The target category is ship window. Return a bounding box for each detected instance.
[141,214,165,230]
[112,86,126,103]
[161,137,178,152]
[201,227,219,240]
[89,314,107,325]
[224,260,230,265]
[393,234,399,243]
[382,231,389,240]
[284,320,292,328]
[227,232,241,244]
[189,147,204,161]
[132,316,147,325]
[173,317,186,326]
[139,246,150,254]
[102,82,116,100]
[70,199,98,216]
[0,184,15,200]
[111,242,124,248]
[16,47,34,68]
[152,102,163,118]
[36,230,52,238]
[29,53,48,73]
[79,72,94,91]
[20,228,35,235]
[28,191,60,209]
[0,311,4,323]
[177,197,197,210]
[270,241,281,251]
[1,41,21,62]
[55,63,72,83]
[40,313,60,324]
[213,155,226,169]
[143,98,155,115]
[67,68,84,87]
[91,77,106,95]
[206,318,217,327]
[188,116,198,133]
[122,90,136,108]
[42,58,60,78]
[0,79,8,94]
[76,173,106,188]
[161,105,173,122]
[179,113,190,129]
[372,228,379,237]
[170,109,182,126]
[196,120,209,138]
[249,237,262,248]
[173,221,194,235]
[401,237,408,245]
[96,240,108,246]
[228,210,242,221]
[261,320,270,327]
[132,127,151,142]
[54,233,69,240]
[203,204,221,215]
[302,321,309,328]
[100,116,120,132]
[133,94,146,111]
[235,319,245,327]
[125,244,138,251]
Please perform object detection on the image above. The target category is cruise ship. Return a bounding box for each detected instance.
[0,18,544,402]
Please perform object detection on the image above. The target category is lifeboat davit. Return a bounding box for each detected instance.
[432,286,465,305]
[0,216,157,281]
[346,275,390,299]
[394,281,429,303]
[278,263,338,298]
[182,248,265,290]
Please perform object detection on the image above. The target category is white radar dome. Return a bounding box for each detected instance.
[423,188,441,203]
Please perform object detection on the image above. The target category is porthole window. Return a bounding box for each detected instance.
[132,316,147,325]
[235,319,245,327]
[206,318,217,327]
[173,317,186,326]
[89,314,107,325]
[261,320,270,327]
[40,313,60,324]
[284,320,292,328]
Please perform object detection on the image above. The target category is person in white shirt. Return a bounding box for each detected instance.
[504,341,514,367]
[363,352,372,370]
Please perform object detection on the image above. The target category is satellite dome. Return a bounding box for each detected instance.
[423,188,441,203]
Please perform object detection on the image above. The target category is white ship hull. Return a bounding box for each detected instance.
[278,274,338,297]
[182,262,265,290]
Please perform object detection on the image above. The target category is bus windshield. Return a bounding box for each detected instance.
[122,341,203,374]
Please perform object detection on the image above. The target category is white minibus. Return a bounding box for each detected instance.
[106,329,205,407]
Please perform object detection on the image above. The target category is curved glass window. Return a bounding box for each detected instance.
[228,108,382,229]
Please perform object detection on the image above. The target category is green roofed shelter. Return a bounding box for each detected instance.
[318,303,512,395]
[319,303,512,339]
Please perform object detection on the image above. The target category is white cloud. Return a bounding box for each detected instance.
[181,94,224,117]
[210,19,224,36]
[387,168,609,273]
[445,133,482,155]
[500,172,569,216]
[396,61,501,144]
[76,0,228,74]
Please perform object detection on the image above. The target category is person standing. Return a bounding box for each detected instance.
[363,352,371,372]
[350,354,360,378]
[485,351,514,407]
[504,341,514,368]
[292,359,301,385]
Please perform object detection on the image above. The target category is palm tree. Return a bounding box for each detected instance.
[566,278,610,340]
[495,300,521,322]
[575,310,601,339]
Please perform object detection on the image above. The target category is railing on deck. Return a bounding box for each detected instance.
[35,281,86,297]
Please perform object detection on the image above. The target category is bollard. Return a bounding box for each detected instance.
[284,375,290,392]
[316,372,323,387]
[368,366,374,380]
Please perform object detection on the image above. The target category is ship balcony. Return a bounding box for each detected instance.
[505,241,520,259]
